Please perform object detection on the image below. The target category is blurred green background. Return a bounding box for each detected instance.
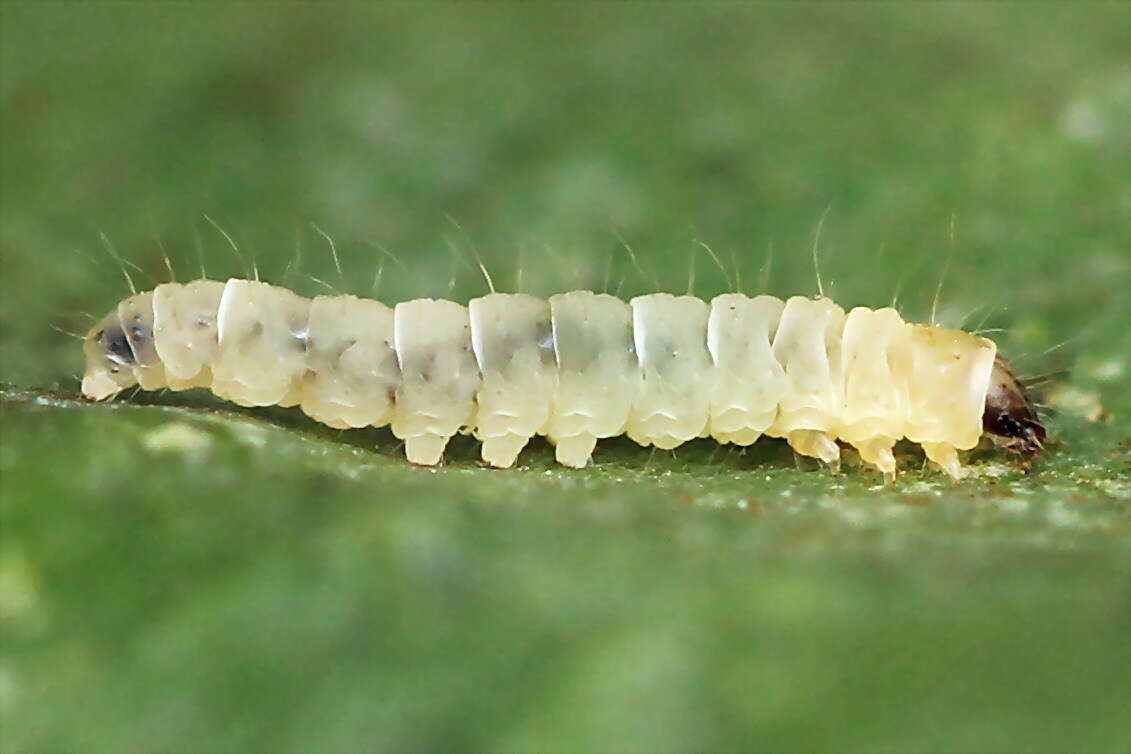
[2,3,1129,752]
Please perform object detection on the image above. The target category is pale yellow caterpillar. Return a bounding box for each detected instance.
[80,279,1045,480]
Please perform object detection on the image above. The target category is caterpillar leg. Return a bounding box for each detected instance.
[788,430,840,467]
[921,442,965,480]
[480,433,531,469]
[851,437,898,482]
[552,433,598,468]
[404,434,450,466]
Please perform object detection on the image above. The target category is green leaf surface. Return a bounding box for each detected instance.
[2,3,1129,752]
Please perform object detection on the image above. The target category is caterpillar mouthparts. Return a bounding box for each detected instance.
[81,278,1045,480]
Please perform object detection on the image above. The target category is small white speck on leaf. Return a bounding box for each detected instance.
[226,423,268,448]
[142,422,212,457]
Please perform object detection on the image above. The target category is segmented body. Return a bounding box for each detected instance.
[82,278,1010,479]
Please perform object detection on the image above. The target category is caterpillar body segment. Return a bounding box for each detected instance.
[545,292,640,468]
[905,324,999,479]
[118,291,167,391]
[838,306,912,476]
[392,299,480,465]
[301,294,399,430]
[706,293,786,447]
[766,296,847,466]
[628,294,713,450]
[470,293,556,469]
[213,280,311,408]
[81,278,1045,479]
[152,280,224,391]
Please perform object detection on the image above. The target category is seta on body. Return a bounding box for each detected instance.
[82,278,1044,480]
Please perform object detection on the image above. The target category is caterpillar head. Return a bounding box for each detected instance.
[982,355,1046,456]
[81,309,138,400]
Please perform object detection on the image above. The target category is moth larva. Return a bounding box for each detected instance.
[81,279,1046,480]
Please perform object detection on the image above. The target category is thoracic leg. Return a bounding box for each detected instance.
[921,442,965,480]
[852,437,898,481]
[788,430,841,467]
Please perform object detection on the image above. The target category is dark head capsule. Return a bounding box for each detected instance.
[982,355,1046,456]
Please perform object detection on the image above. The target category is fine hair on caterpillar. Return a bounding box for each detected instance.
[79,233,1046,480]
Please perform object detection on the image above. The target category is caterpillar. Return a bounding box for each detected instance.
[80,278,1045,480]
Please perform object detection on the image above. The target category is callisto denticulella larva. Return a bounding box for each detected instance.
[81,278,1045,480]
